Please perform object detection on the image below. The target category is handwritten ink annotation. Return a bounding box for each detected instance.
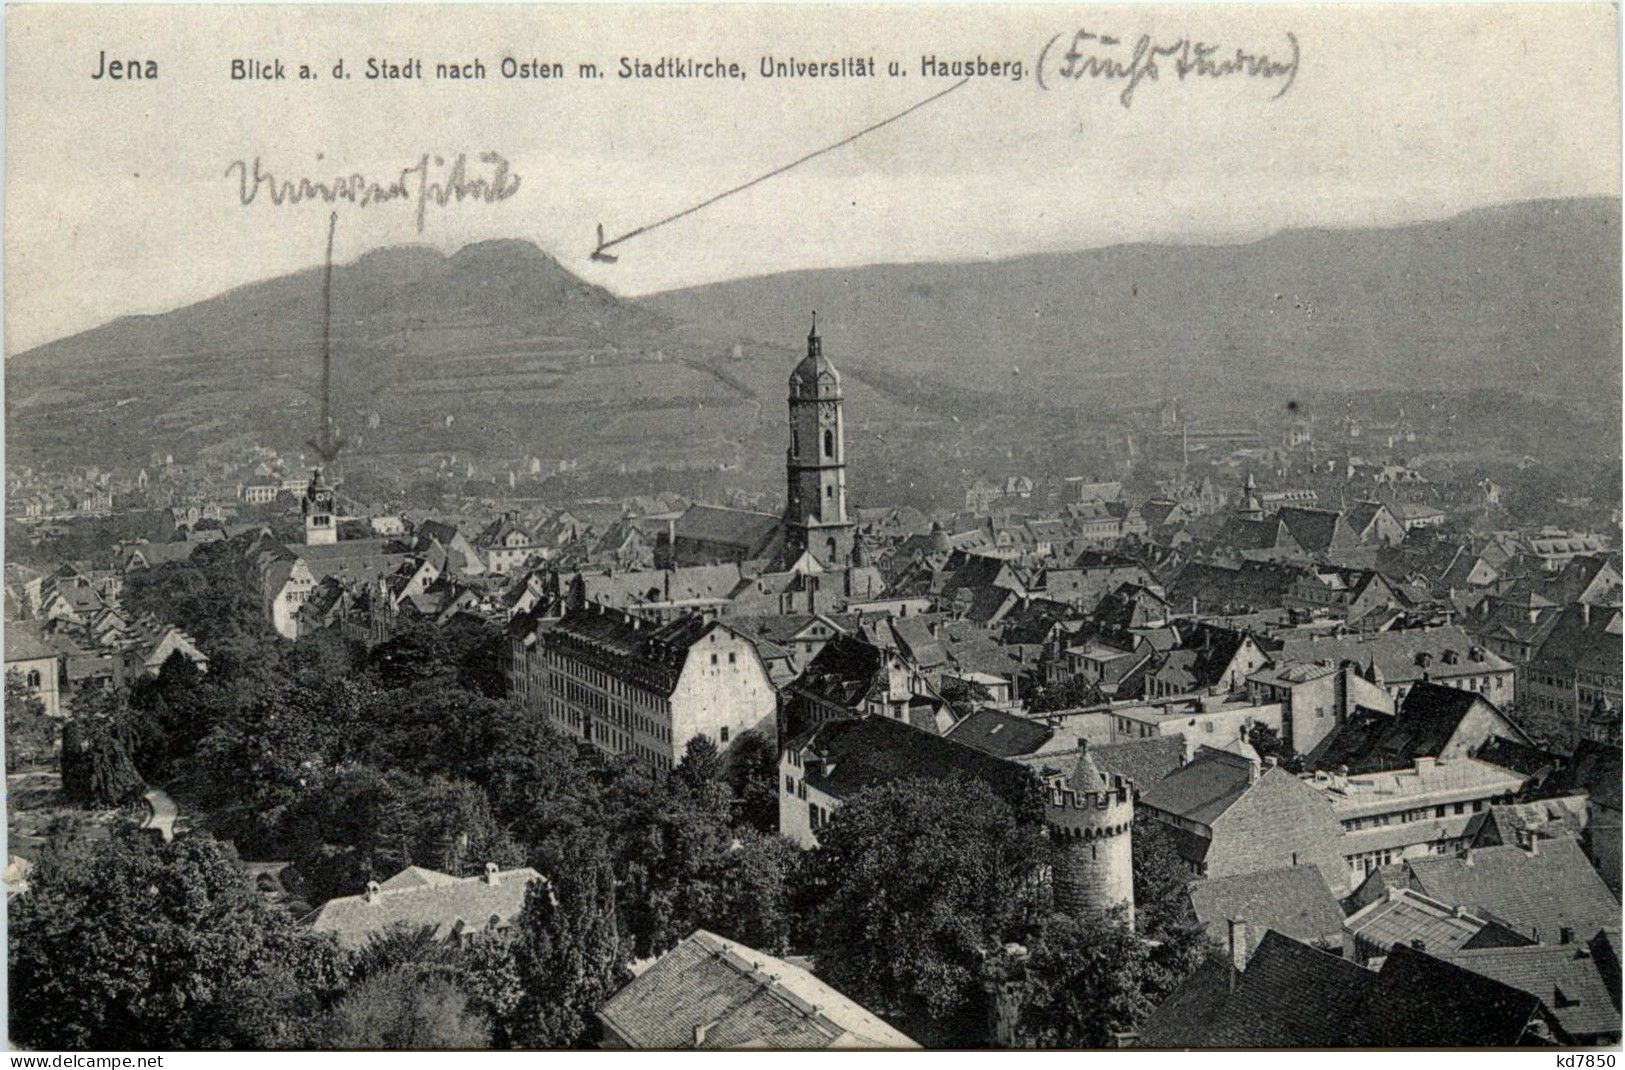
[1036,29,1300,107]
[224,152,521,234]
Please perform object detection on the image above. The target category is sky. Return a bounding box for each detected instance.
[5,3,1620,352]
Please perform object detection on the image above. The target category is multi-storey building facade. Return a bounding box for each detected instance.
[1308,756,1526,883]
[519,602,777,773]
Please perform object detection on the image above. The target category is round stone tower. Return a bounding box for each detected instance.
[1047,744,1135,926]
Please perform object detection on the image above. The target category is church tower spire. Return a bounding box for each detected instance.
[784,312,855,567]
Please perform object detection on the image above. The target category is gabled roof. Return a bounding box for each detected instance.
[789,633,889,711]
[1342,944,1546,1047]
[1278,506,1357,554]
[1405,838,1620,944]
[1551,740,1622,813]
[789,715,1036,810]
[309,866,543,948]
[672,504,782,554]
[1201,930,1376,1047]
[4,619,83,662]
[1188,866,1346,953]
[1089,735,1188,791]
[1168,560,1305,614]
[598,929,917,1049]
[944,708,1054,759]
[1344,888,1534,958]
[542,603,733,696]
[1442,932,1623,1040]
[1144,930,1557,1048]
[1275,625,1512,685]
[1139,747,1260,826]
[1215,516,1295,552]
[1344,500,1397,536]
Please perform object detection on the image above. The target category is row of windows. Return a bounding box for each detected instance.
[1342,798,1487,832]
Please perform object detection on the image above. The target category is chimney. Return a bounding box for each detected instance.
[1527,837,1540,857]
[1414,756,1436,774]
[1228,919,1250,989]
[365,880,381,902]
[485,862,500,885]
[693,1020,714,1047]
[1560,926,1575,945]
[1463,849,1476,867]
[1410,939,1426,951]
[1581,602,1592,626]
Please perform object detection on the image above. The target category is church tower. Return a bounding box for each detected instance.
[784,314,855,567]
[303,467,338,545]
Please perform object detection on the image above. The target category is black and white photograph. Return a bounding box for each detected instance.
[3,1,1621,1054]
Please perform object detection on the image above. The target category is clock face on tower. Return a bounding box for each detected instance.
[818,402,838,427]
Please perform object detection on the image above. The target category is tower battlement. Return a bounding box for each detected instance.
[1047,751,1135,924]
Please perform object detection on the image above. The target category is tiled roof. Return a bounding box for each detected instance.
[1201,930,1375,1047]
[1276,625,1511,685]
[944,708,1054,759]
[1405,838,1620,943]
[599,929,918,1049]
[1215,516,1294,552]
[791,715,1037,809]
[789,634,888,711]
[1188,866,1345,952]
[4,619,82,662]
[541,603,721,696]
[1309,681,1525,772]
[1278,507,1357,554]
[1139,748,1260,826]
[672,504,782,554]
[1168,560,1304,614]
[1344,888,1534,958]
[1342,944,1544,1047]
[1135,958,1233,1048]
[1442,933,1623,1039]
[1089,735,1188,792]
[1146,928,1559,1048]
[308,866,543,948]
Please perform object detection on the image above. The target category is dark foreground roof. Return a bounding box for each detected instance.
[790,715,1037,810]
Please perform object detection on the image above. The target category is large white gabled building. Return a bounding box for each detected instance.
[520,601,777,773]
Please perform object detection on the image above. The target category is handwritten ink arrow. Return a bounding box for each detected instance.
[591,77,972,262]
[307,210,348,465]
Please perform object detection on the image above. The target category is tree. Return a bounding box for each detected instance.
[725,728,781,834]
[280,770,525,906]
[1130,815,1215,1007]
[321,966,490,1049]
[797,776,1049,1046]
[939,677,993,720]
[503,837,628,1048]
[6,671,56,772]
[1131,815,1195,942]
[706,830,798,955]
[1028,677,1105,714]
[1008,911,1153,1048]
[59,704,145,809]
[1246,722,1290,764]
[9,827,337,1049]
[125,651,216,781]
[671,734,731,816]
